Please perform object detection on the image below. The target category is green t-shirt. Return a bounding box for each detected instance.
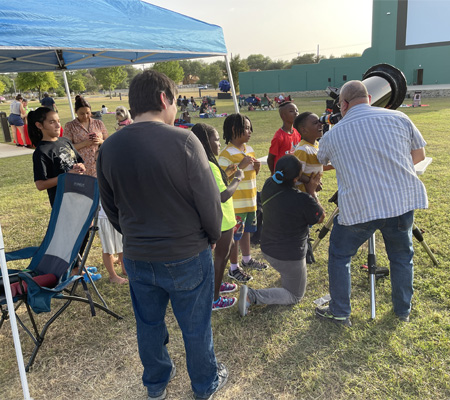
[209,162,236,231]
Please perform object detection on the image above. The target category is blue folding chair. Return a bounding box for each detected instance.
[0,173,122,371]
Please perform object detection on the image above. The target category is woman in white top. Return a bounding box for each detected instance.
[8,94,27,147]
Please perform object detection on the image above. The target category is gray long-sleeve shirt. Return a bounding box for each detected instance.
[97,121,222,262]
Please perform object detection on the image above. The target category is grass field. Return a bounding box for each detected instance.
[0,93,449,400]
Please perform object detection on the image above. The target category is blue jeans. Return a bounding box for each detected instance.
[124,247,219,398]
[328,211,414,318]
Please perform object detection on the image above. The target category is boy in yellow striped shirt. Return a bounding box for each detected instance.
[293,112,333,193]
[219,114,267,282]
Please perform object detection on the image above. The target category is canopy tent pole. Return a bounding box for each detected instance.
[0,225,33,400]
[63,71,75,120]
[224,55,239,114]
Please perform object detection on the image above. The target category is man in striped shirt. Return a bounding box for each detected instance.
[315,80,428,326]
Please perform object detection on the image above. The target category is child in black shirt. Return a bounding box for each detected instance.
[29,107,85,206]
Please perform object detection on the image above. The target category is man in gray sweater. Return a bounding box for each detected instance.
[97,70,226,400]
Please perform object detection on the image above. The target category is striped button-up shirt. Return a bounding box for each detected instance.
[317,103,428,226]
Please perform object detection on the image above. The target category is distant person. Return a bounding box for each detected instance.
[239,155,324,316]
[101,105,108,114]
[263,93,273,108]
[40,92,57,112]
[190,96,198,109]
[267,101,300,174]
[96,70,228,399]
[191,123,245,311]
[64,96,108,177]
[28,107,85,206]
[199,101,209,114]
[182,95,189,107]
[8,94,27,147]
[21,99,30,124]
[315,80,428,327]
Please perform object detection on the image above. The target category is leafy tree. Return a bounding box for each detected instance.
[246,54,271,70]
[211,60,226,74]
[198,64,223,89]
[341,53,362,58]
[70,78,86,93]
[83,70,99,92]
[227,55,249,91]
[179,60,204,84]
[16,72,59,99]
[0,79,5,95]
[94,66,127,98]
[152,61,184,84]
[266,59,289,70]
[0,74,14,94]
[116,65,141,89]
[290,53,318,66]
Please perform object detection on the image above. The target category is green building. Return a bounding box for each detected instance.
[239,0,450,94]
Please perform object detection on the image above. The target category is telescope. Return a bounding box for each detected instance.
[319,63,408,125]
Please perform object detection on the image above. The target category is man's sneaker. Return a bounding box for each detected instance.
[148,390,166,400]
[212,296,237,311]
[193,363,228,399]
[398,314,410,322]
[219,282,237,294]
[315,306,352,327]
[238,285,251,317]
[228,267,253,283]
[147,360,176,400]
[241,258,268,270]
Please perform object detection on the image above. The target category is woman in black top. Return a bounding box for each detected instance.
[238,155,324,316]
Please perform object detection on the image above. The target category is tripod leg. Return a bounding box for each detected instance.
[412,224,438,266]
[368,234,377,319]
[312,207,339,252]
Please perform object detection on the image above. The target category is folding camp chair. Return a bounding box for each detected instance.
[0,173,122,371]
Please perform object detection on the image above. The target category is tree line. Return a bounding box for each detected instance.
[0,52,360,97]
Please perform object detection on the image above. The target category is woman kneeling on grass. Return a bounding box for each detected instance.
[239,154,325,316]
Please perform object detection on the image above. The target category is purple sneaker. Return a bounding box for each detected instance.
[212,296,237,311]
[220,282,237,294]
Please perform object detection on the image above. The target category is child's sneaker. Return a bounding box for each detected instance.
[212,296,237,311]
[220,282,237,294]
[228,267,253,283]
[241,258,268,270]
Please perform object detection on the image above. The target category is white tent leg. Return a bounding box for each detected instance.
[63,71,75,120]
[224,55,239,113]
[0,225,32,400]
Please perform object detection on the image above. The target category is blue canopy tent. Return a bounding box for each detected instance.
[0,0,239,116]
[0,2,237,399]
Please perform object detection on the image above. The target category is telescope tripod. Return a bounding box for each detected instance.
[312,192,438,319]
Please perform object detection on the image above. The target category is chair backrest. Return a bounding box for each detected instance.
[28,173,99,280]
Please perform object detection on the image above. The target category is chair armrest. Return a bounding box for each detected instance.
[5,247,39,262]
